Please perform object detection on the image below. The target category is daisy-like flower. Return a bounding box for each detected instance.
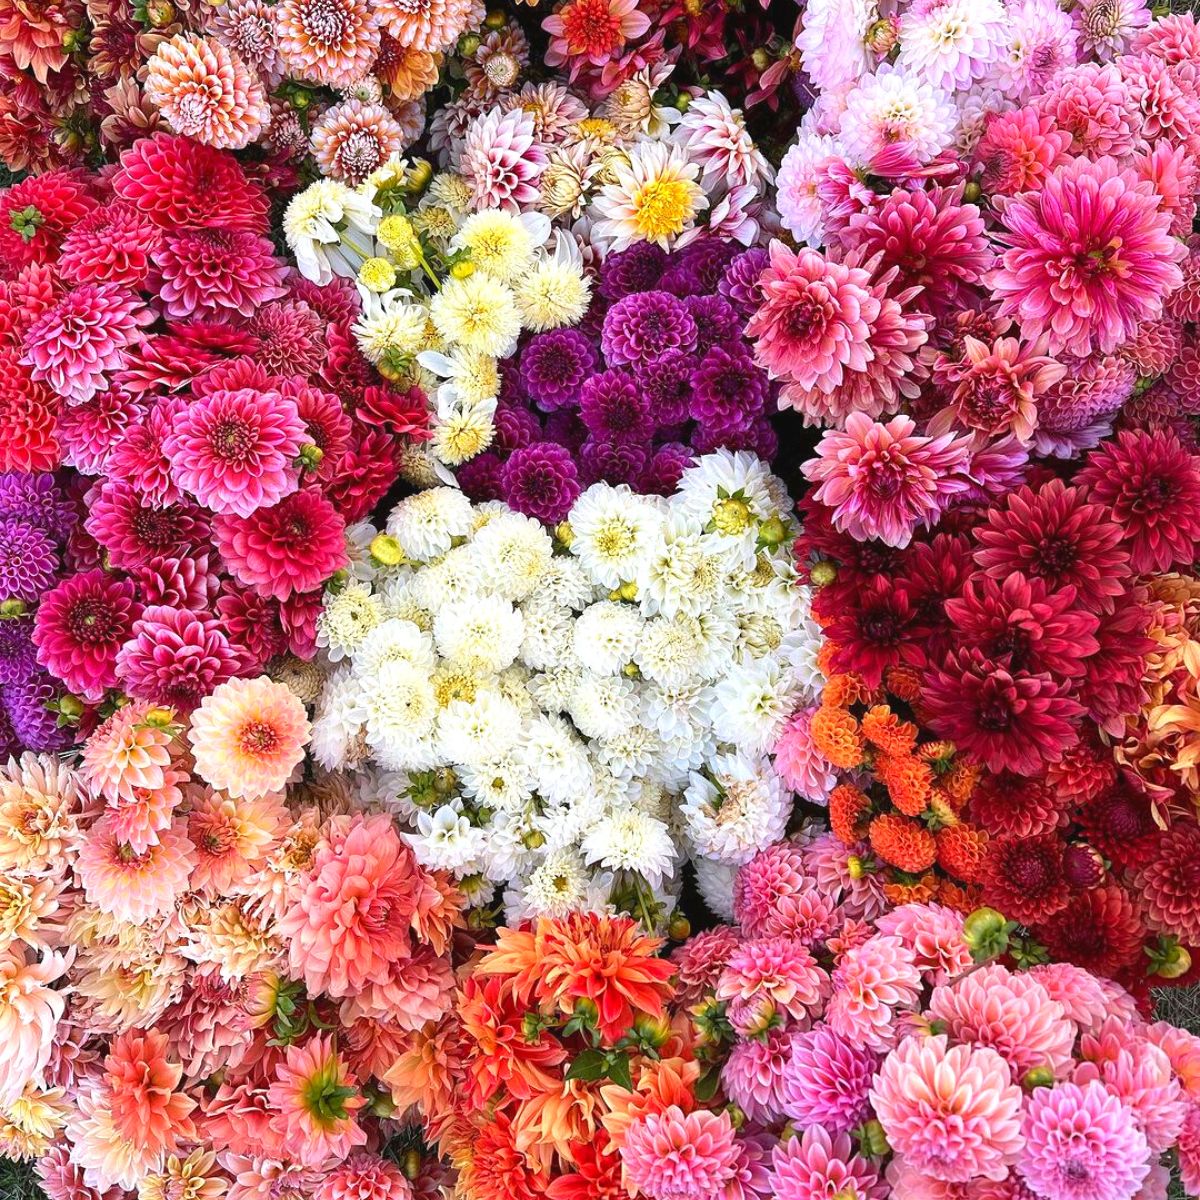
[593,142,709,253]
[144,34,270,150]
[0,946,67,1106]
[189,676,310,799]
[267,1035,367,1168]
[839,65,958,166]
[568,483,663,588]
[76,815,196,923]
[276,0,379,87]
[459,109,547,214]
[312,100,407,186]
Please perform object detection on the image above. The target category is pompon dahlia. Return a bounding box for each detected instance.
[275,0,379,87]
[112,134,269,233]
[968,772,1066,838]
[163,388,306,517]
[57,203,163,290]
[151,228,287,320]
[459,109,547,213]
[501,443,581,524]
[989,155,1185,358]
[1033,883,1145,976]
[601,291,697,367]
[620,1106,740,1200]
[1019,1080,1149,1200]
[871,1035,1024,1184]
[769,1127,885,1200]
[248,299,327,378]
[1075,428,1200,573]
[781,1023,878,1135]
[826,934,921,1052]
[521,330,598,411]
[144,33,269,149]
[1133,823,1200,944]
[214,490,346,600]
[973,108,1073,197]
[0,517,56,604]
[268,1035,367,1168]
[317,1151,413,1200]
[312,100,407,186]
[21,282,153,406]
[76,814,196,922]
[33,570,142,702]
[189,675,309,799]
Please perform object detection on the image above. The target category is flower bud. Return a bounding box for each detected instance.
[143,706,176,729]
[1022,1066,1055,1090]
[758,515,787,546]
[402,1150,422,1180]
[369,533,406,567]
[668,914,691,941]
[0,599,27,619]
[963,180,982,204]
[450,260,476,280]
[962,906,1009,961]
[296,443,325,471]
[809,560,838,587]
[58,694,85,721]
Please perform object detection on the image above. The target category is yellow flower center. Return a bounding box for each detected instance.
[632,177,694,240]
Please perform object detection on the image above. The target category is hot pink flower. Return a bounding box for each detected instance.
[773,707,837,805]
[781,1023,879,1136]
[974,108,1073,197]
[620,1106,740,1200]
[716,936,829,1034]
[990,155,1185,358]
[151,228,287,320]
[86,479,213,571]
[769,1127,886,1200]
[734,841,837,943]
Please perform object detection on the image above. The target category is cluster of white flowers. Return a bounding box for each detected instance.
[311,451,824,927]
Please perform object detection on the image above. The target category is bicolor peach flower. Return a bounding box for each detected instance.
[103,1027,197,1158]
[189,676,310,800]
[311,99,407,186]
[76,815,196,923]
[79,702,177,806]
[376,0,476,52]
[187,789,286,895]
[276,0,380,89]
[0,754,82,875]
[0,945,67,1106]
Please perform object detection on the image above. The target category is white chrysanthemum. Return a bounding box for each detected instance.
[429,272,521,357]
[580,808,676,888]
[284,179,381,285]
[437,692,525,769]
[376,576,433,630]
[681,752,790,865]
[525,714,593,806]
[568,672,640,741]
[592,141,708,252]
[705,658,800,755]
[509,850,598,921]
[692,855,738,921]
[538,556,597,609]
[450,209,548,283]
[316,580,384,662]
[794,0,877,93]
[388,486,475,561]
[637,515,731,619]
[434,595,524,675]
[408,805,486,874]
[675,92,773,191]
[513,240,592,332]
[470,512,554,602]
[410,545,487,612]
[360,660,438,769]
[431,404,495,467]
[459,748,535,811]
[351,618,437,680]
[572,601,644,675]
[308,666,366,770]
[520,596,575,671]
[838,65,958,167]
[634,614,706,688]
[596,723,663,780]
[353,291,430,365]
[419,347,502,406]
[569,484,664,588]
[775,130,839,247]
[527,664,583,714]
[898,0,1004,92]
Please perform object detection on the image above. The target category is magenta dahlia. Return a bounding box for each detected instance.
[151,228,288,320]
[780,1023,878,1136]
[85,480,212,571]
[56,202,164,290]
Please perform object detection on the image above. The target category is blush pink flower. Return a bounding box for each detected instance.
[734,841,837,943]
[773,707,837,804]
[337,943,455,1028]
[76,815,196,922]
[311,99,407,186]
[164,388,307,517]
[184,790,283,896]
[803,411,974,549]
[872,1034,1024,1183]
[189,676,309,800]
[80,701,176,805]
[620,1106,740,1200]
[826,933,921,1052]
[721,1027,798,1125]
[768,1127,886,1200]
[874,902,973,984]
[0,945,68,1106]
[715,936,829,1035]
[316,1151,413,1200]
[989,155,1185,358]
[459,108,547,213]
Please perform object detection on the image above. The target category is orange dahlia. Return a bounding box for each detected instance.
[883,873,939,906]
[0,0,78,84]
[936,823,989,882]
[829,783,872,846]
[275,0,380,89]
[876,753,933,817]
[311,98,407,185]
[144,33,269,150]
[810,705,865,770]
[375,36,442,100]
[884,663,924,703]
[861,705,918,756]
[820,671,873,710]
[869,813,937,873]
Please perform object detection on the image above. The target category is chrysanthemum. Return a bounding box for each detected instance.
[275,0,379,87]
[826,934,921,1051]
[1019,1080,1149,1200]
[144,33,269,150]
[459,108,547,214]
[76,815,196,922]
[990,155,1185,359]
[781,1023,878,1135]
[593,142,708,252]
[770,1127,885,1200]
[620,1106,739,1200]
[267,1035,367,1168]
[839,65,957,166]
[872,1034,1024,1184]
[21,282,153,406]
[312,100,407,186]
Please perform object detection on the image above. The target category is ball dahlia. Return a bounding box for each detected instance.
[275,0,380,87]
[781,1023,878,1135]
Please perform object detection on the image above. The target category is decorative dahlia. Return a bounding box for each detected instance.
[275,0,379,86]
[0,170,98,276]
[268,1035,367,1168]
[144,33,269,149]
[1019,1081,1149,1200]
[80,701,174,805]
[163,388,307,518]
[312,100,407,186]
[968,772,1066,839]
[769,1127,885,1200]
[1134,823,1200,944]
[459,108,547,213]
[781,1023,878,1135]
[671,925,739,1004]
[54,389,145,476]
[21,283,153,406]
[57,203,164,290]
[722,1027,798,1124]
[0,348,58,473]
[989,155,1185,358]
[1075,429,1200,573]
[85,481,211,571]
[839,65,957,166]
[32,570,142,702]
[872,1034,1024,1184]
[974,108,1073,197]
[593,142,708,253]
[826,934,921,1052]
[715,936,828,1033]
[188,675,310,799]
[317,1151,413,1200]
[151,228,287,320]
[213,490,346,600]
[543,0,649,71]
[620,1106,740,1200]
[76,815,196,922]
[1033,884,1145,976]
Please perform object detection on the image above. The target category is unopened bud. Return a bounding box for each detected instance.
[809,560,838,587]
[484,7,506,27]
[401,1150,422,1180]
[618,580,638,602]
[58,694,85,721]
[554,521,574,548]
[758,515,787,546]
[963,180,982,204]
[1022,1066,1055,1090]
[369,533,406,567]
[297,443,325,471]
[450,260,475,280]
[143,706,175,729]
[668,914,691,941]
[0,599,27,619]
[963,906,1009,961]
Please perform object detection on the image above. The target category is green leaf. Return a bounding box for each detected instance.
[606,1053,632,1092]
[565,1049,608,1082]
[695,1065,722,1103]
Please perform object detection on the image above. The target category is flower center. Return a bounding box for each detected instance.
[300,0,352,48]
[239,720,279,757]
[68,597,123,644]
[633,178,693,241]
[211,418,256,463]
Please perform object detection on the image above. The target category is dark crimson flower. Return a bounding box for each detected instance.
[579,438,648,487]
[1076,590,1155,730]
[1075,783,1162,873]
[600,291,698,367]
[1135,823,1200,944]
[820,576,926,688]
[579,370,656,445]
[598,241,667,301]
[1033,884,1146,976]
[322,427,401,525]
[982,833,1071,925]
[501,443,581,525]
[968,771,1068,839]
[215,581,287,672]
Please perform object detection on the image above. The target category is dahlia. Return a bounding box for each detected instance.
[144,33,269,150]
[780,1023,878,1135]
[458,1110,550,1200]
[989,155,1185,359]
[213,490,347,600]
[189,675,310,800]
[267,1035,367,1168]
[520,330,598,411]
[76,815,196,922]
[164,388,306,517]
[312,100,407,186]
[21,282,153,405]
[316,1151,413,1200]
[376,0,477,51]
[968,772,1066,838]
[1036,353,1135,454]
[275,0,380,87]
[773,708,837,804]
[1033,884,1145,976]
[459,108,547,214]
[1134,823,1200,944]
[0,945,67,1106]
[721,1027,797,1125]
[874,902,973,982]
[32,570,141,702]
[620,1106,739,1200]
[86,482,212,571]
[1075,429,1200,573]
[0,170,98,276]
[592,141,708,253]
[1034,64,1141,161]
[974,108,1073,197]
[1180,1104,1200,1197]
[991,0,1080,100]
[103,1026,196,1162]
[543,0,649,71]
[210,0,285,84]
[0,619,36,688]
[826,933,921,1052]
[1019,1080,1149,1200]
[54,388,144,476]
[769,1127,885,1200]
[501,443,581,524]
[57,203,163,290]
[248,300,328,378]
[0,349,58,473]
[872,1035,1024,1183]
[0,517,55,605]
[715,936,828,1033]
[151,228,287,321]
[602,291,697,367]
[839,65,957,167]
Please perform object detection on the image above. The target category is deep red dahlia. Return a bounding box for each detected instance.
[1076,590,1155,731]
[215,581,287,672]
[84,479,212,571]
[982,833,1071,925]
[820,576,927,689]
[323,427,403,524]
[1044,729,1119,805]
[1075,783,1161,872]
[968,771,1068,839]
[1033,884,1146,976]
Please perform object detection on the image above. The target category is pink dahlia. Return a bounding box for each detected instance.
[1035,64,1142,161]
[974,108,1073,197]
[33,570,142,702]
[874,902,973,984]
[21,282,154,405]
[57,202,164,290]
[733,842,836,943]
[1018,1080,1149,1200]
[311,99,407,186]
[620,1106,740,1200]
[769,1127,885,1200]
[780,1023,879,1135]
[151,228,287,320]
[803,411,973,549]
[54,388,145,476]
[1180,1103,1200,1197]
[76,814,196,922]
[213,489,346,600]
[85,480,212,570]
[275,0,380,89]
[0,945,67,1108]
[164,388,307,517]
[459,108,547,213]
[826,933,921,1052]
[317,1151,413,1200]
[107,402,186,508]
[773,707,837,804]
[872,1034,1024,1184]
[277,812,420,998]
[990,155,1185,359]
[187,789,285,894]
[715,936,828,1034]
[721,1026,798,1125]
[80,700,175,805]
[748,241,929,427]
